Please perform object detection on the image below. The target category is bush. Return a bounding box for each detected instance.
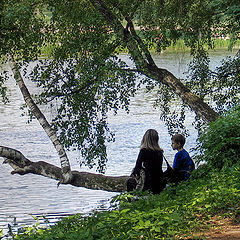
[198,104,240,169]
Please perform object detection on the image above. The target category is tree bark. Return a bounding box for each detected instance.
[0,146,128,192]
[7,54,73,184]
[145,65,219,123]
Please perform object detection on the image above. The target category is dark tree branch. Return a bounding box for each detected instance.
[126,18,156,66]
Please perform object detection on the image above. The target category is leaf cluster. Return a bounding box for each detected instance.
[28,56,138,172]
[196,104,240,170]
[0,0,47,60]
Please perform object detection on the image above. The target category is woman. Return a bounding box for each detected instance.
[128,129,166,194]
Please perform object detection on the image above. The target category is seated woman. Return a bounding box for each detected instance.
[127,129,166,194]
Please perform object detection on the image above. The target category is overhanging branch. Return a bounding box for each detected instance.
[90,0,219,123]
[0,146,128,192]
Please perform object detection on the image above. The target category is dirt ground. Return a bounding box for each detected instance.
[201,224,240,239]
[184,216,240,240]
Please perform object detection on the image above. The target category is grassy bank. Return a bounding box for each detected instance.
[154,38,240,53]
[9,166,240,240]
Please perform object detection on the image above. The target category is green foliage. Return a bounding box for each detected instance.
[0,72,9,103]
[186,46,213,101]
[185,47,239,128]
[27,55,138,172]
[0,0,46,60]
[213,53,240,113]
[13,166,240,239]
[210,0,240,40]
[135,0,216,50]
[197,105,240,169]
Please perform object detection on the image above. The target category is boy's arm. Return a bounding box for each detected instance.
[172,152,181,170]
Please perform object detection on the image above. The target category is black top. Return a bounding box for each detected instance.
[132,148,165,194]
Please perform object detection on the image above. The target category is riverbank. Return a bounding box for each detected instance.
[159,38,240,53]
[7,165,240,240]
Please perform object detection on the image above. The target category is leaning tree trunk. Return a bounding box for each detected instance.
[90,0,219,123]
[1,146,128,192]
[7,54,73,184]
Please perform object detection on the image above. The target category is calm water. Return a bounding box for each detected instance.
[0,50,237,235]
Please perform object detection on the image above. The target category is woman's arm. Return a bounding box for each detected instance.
[132,149,144,177]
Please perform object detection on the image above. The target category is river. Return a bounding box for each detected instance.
[0,50,237,236]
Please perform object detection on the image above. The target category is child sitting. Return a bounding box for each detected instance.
[170,134,195,183]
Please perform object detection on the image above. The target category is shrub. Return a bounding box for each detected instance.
[198,104,240,169]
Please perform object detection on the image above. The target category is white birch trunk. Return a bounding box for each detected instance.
[7,54,73,184]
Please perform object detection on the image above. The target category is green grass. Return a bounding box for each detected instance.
[150,38,240,54]
[10,165,240,240]
[39,38,240,58]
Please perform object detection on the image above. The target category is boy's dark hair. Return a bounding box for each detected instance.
[171,134,186,148]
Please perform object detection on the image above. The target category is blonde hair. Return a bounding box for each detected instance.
[140,129,163,151]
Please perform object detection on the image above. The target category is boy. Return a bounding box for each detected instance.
[171,134,195,183]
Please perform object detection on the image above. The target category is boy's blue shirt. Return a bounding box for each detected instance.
[173,149,195,180]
